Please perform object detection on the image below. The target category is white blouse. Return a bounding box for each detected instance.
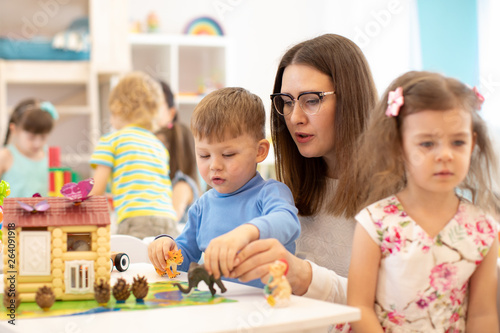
[295,178,356,304]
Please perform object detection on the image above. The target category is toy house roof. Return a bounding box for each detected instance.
[2,196,110,228]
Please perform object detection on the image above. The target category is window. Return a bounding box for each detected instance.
[67,233,91,252]
[65,261,94,294]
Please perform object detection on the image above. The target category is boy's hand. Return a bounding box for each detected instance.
[148,237,177,271]
[204,224,259,279]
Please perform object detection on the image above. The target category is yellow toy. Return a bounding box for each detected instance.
[264,259,292,307]
[0,180,10,254]
[155,249,183,278]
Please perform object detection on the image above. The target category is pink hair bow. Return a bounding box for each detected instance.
[386,87,404,117]
[472,86,485,110]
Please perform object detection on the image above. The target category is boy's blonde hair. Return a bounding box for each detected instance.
[109,71,163,130]
[351,71,499,214]
[191,87,265,142]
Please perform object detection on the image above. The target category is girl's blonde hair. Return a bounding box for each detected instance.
[4,99,55,145]
[109,71,163,131]
[271,34,378,217]
[352,71,499,214]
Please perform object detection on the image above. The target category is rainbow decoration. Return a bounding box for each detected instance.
[183,16,224,36]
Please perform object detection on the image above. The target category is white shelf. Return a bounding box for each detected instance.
[129,33,227,47]
[0,0,130,173]
[0,60,90,84]
[129,32,228,123]
[56,106,93,116]
[176,95,204,105]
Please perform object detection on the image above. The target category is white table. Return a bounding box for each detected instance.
[0,263,360,333]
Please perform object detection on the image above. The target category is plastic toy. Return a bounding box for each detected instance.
[49,167,80,197]
[110,252,130,272]
[60,177,94,205]
[147,12,159,32]
[2,196,111,302]
[155,248,183,278]
[16,199,50,213]
[0,180,10,204]
[174,262,227,297]
[264,259,292,307]
[183,16,224,36]
[0,180,10,253]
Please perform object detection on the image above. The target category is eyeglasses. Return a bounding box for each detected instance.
[270,91,335,116]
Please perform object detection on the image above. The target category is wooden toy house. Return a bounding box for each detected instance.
[2,196,111,302]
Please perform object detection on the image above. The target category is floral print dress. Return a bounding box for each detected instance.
[355,195,497,333]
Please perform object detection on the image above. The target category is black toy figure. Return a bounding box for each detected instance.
[174,262,227,297]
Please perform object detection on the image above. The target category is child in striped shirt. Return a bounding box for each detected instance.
[90,71,177,239]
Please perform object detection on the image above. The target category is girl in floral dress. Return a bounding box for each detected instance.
[346,71,499,333]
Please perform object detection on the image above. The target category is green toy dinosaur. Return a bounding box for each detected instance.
[174,262,227,297]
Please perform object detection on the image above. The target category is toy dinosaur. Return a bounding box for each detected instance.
[155,249,183,278]
[174,262,227,297]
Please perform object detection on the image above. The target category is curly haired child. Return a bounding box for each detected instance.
[90,71,177,239]
[346,71,499,332]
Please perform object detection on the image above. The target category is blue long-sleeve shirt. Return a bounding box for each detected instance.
[176,172,300,287]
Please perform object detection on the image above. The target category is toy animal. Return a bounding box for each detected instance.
[174,262,227,297]
[264,259,291,307]
[155,249,183,278]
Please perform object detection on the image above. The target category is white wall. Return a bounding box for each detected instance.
[129,0,499,171]
[478,0,500,162]
[128,0,419,107]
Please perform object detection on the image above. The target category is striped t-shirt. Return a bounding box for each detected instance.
[90,125,176,223]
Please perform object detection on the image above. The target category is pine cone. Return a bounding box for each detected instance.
[131,275,149,301]
[35,286,55,311]
[94,280,111,306]
[112,278,130,302]
[3,287,21,309]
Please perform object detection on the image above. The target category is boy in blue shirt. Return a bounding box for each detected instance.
[148,87,300,286]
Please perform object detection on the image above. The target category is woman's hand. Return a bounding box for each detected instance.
[147,237,177,271]
[231,239,312,296]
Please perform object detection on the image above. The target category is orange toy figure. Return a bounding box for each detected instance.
[155,249,183,278]
[264,259,292,307]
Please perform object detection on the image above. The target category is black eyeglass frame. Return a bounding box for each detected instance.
[270,91,335,116]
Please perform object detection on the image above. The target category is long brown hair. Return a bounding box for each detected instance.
[352,71,499,214]
[156,123,199,190]
[271,34,378,217]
